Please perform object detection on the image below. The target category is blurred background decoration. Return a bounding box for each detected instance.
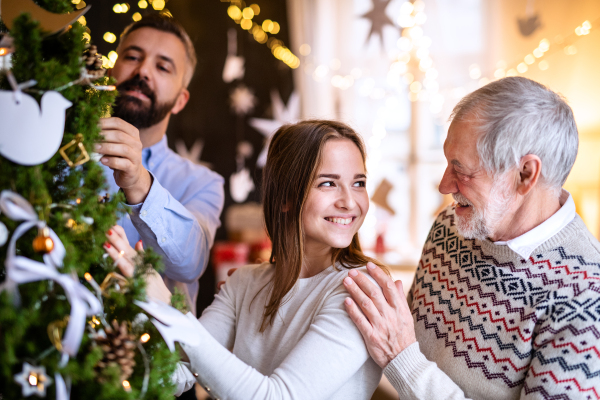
[80,0,600,323]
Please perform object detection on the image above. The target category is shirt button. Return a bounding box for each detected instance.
[161,237,166,243]
[204,386,211,392]
[141,210,147,217]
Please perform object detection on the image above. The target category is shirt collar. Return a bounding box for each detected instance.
[142,135,169,170]
[493,190,575,259]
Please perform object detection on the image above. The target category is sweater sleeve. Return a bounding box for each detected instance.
[174,281,378,400]
[384,342,473,400]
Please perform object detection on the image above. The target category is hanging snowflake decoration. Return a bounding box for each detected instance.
[229,84,257,116]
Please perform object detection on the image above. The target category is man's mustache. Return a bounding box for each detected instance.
[116,76,155,102]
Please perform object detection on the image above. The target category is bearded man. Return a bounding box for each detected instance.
[97,15,224,316]
[344,77,600,399]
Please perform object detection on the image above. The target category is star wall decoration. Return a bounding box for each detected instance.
[360,0,395,46]
[175,139,212,169]
[249,90,300,168]
[229,84,258,116]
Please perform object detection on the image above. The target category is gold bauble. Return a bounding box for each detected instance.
[33,227,54,254]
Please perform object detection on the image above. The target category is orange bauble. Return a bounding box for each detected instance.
[33,227,54,254]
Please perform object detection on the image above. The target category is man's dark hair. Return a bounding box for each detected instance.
[117,14,197,86]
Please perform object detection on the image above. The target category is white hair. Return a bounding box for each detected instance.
[450,77,578,195]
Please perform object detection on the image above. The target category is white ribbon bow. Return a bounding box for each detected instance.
[0,190,65,269]
[134,300,201,352]
[0,190,101,356]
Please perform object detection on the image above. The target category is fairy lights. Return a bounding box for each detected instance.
[478,18,598,83]
[224,1,299,69]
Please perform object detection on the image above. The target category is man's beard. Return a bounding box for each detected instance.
[452,175,515,241]
[112,75,178,129]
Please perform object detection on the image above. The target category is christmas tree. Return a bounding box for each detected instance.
[0,1,184,398]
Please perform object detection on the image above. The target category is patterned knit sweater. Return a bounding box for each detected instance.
[384,207,600,400]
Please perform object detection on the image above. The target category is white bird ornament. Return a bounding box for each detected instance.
[0,90,72,166]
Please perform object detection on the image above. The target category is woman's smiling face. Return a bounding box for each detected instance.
[301,138,369,254]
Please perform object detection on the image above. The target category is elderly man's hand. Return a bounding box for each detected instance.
[343,262,417,369]
[97,117,152,204]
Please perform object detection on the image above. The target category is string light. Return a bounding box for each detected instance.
[138,0,148,9]
[122,380,132,392]
[77,16,86,25]
[477,18,598,81]
[103,32,117,44]
[108,51,119,64]
[223,1,298,69]
[152,0,165,11]
[140,333,150,343]
[132,12,142,21]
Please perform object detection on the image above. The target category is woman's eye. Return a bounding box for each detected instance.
[353,181,366,187]
[125,55,138,61]
[318,181,334,187]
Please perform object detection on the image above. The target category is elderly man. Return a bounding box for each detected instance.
[97,15,224,315]
[344,77,600,399]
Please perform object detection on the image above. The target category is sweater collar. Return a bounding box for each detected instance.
[492,190,575,259]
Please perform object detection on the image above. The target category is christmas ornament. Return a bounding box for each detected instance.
[223,28,245,83]
[100,272,129,296]
[0,190,65,269]
[33,225,55,254]
[250,91,300,167]
[59,133,90,168]
[0,221,8,246]
[0,90,72,166]
[230,84,257,116]
[517,0,541,37]
[0,33,15,56]
[47,316,70,352]
[175,139,212,168]
[13,362,53,397]
[230,168,255,203]
[370,178,396,215]
[79,44,106,85]
[0,0,91,35]
[134,299,202,352]
[92,320,136,382]
[230,141,255,203]
[359,0,395,45]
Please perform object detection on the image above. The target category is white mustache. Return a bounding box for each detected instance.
[452,193,473,207]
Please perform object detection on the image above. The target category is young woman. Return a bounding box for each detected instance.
[105,120,386,399]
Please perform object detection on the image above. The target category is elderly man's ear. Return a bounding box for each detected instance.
[517,154,543,195]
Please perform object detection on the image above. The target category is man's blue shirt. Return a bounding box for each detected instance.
[102,135,224,314]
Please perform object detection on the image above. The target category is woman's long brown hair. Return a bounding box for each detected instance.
[259,120,386,331]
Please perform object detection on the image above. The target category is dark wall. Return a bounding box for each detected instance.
[86,0,295,240]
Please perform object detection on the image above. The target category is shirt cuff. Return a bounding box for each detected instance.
[383,341,431,394]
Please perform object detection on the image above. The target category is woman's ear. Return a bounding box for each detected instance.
[517,154,542,196]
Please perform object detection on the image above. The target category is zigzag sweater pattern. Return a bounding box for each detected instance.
[384,207,600,400]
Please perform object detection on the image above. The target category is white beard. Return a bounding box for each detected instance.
[453,175,515,241]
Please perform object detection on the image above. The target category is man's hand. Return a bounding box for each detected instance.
[343,262,417,369]
[97,117,152,204]
[217,267,238,292]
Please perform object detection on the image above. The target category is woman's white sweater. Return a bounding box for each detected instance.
[172,263,382,399]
